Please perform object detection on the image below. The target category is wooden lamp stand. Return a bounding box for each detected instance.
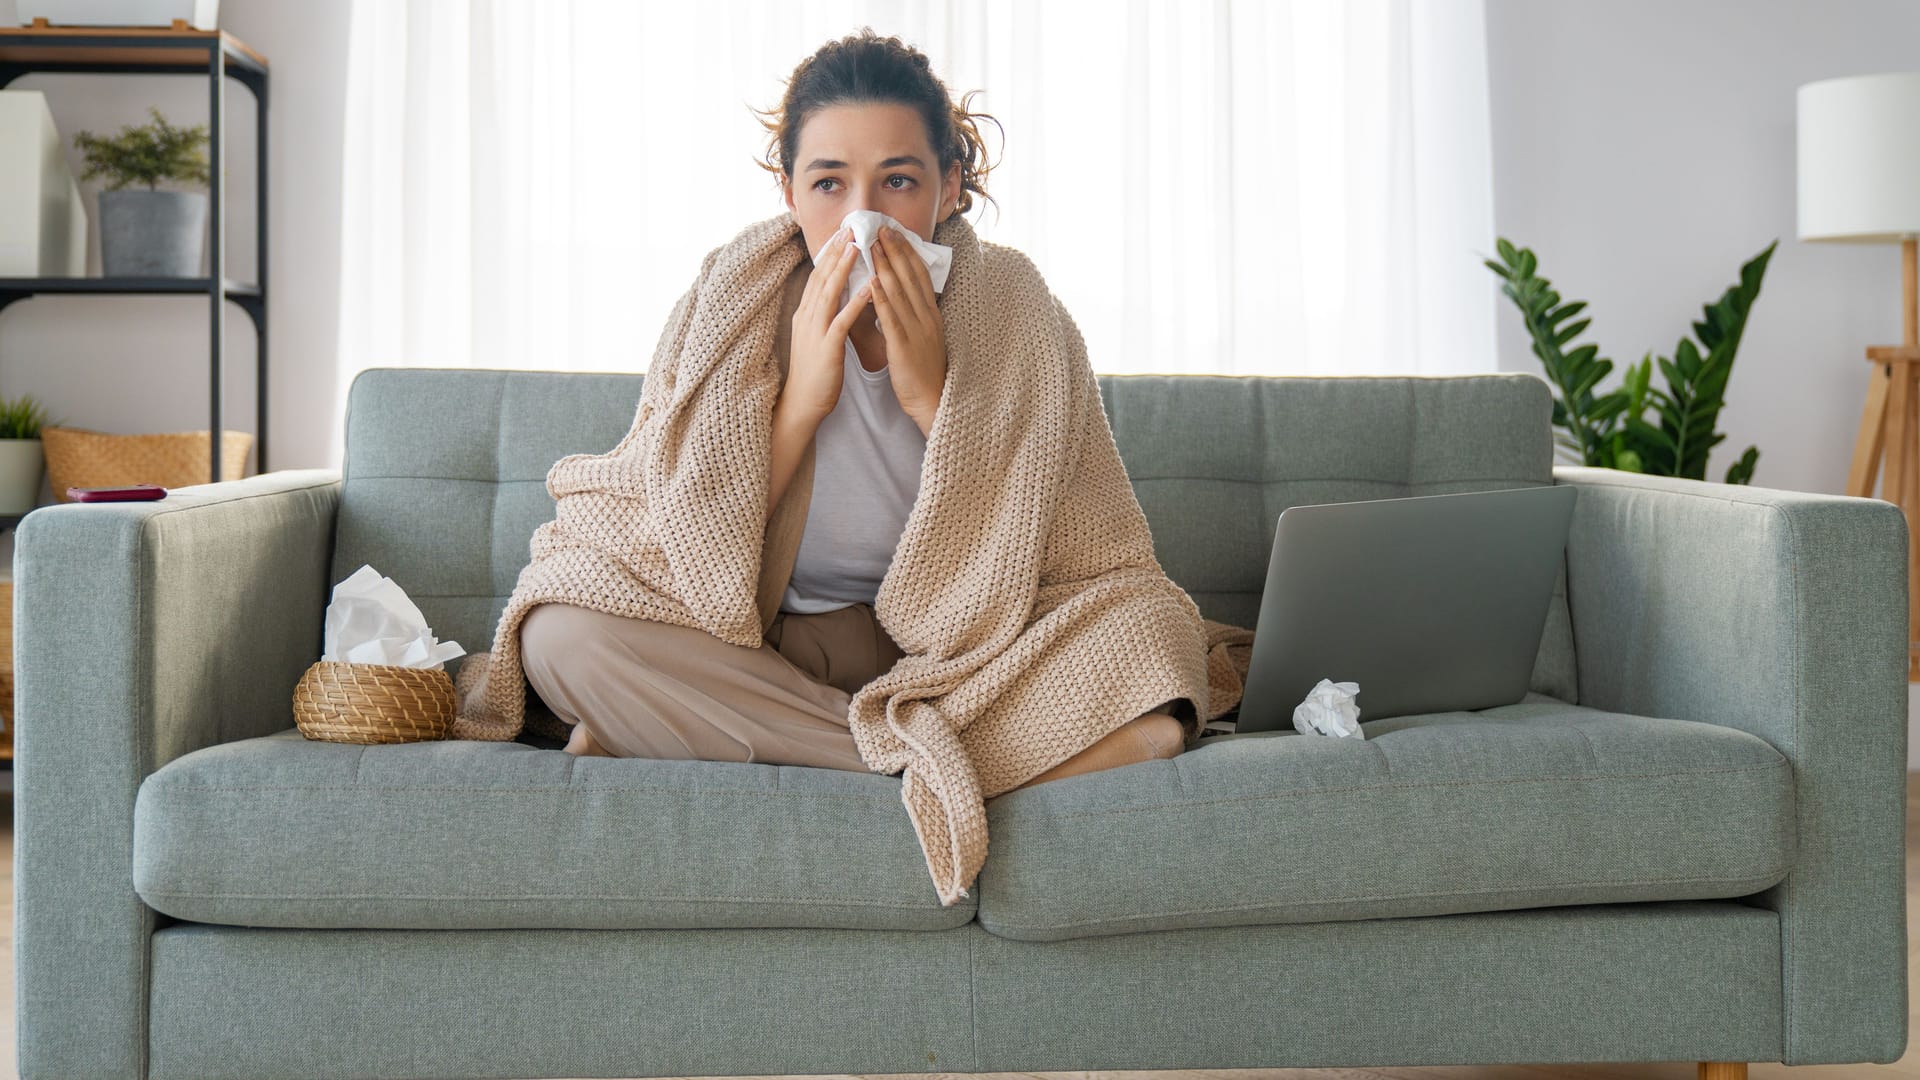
[1845,237,1920,680]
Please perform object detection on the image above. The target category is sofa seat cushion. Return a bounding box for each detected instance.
[133,728,974,931]
[975,698,1793,941]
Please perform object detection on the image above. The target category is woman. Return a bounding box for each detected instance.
[514,29,1191,790]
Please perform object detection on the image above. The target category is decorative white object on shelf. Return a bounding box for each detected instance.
[0,90,86,276]
[16,0,217,29]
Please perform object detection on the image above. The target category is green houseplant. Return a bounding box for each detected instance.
[0,393,61,514]
[72,106,212,277]
[1483,239,1776,485]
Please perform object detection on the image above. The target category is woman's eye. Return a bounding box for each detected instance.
[812,176,913,192]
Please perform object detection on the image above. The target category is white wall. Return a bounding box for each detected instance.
[1485,0,1920,767]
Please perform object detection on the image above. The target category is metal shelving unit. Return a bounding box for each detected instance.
[0,21,269,482]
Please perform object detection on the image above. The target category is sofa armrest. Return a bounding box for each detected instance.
[1554,464,1908,1066]
[13,468,340,1080]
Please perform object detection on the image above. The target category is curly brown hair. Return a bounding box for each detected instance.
[751,27,1003,222]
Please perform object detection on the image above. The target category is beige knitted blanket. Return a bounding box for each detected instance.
[451,208,1256,906]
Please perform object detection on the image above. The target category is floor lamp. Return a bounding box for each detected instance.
[1800,72,1920,680]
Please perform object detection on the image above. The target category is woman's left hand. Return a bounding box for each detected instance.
[870,225,948,438]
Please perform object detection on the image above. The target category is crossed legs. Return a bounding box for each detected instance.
[521,601,876,772]
[520,600,1188,786]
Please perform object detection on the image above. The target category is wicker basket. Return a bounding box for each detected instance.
[292,660,456,744]
[43,425,252,501]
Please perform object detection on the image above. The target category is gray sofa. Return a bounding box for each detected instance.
[13,366,1908,1079]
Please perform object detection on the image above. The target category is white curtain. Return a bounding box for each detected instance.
[336,0,1495,465]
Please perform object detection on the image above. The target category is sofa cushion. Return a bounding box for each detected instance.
[133,728,974,931]
[974,697,1794,941]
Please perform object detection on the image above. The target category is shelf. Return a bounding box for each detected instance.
[0,276,257,296]
[0,23,266,75]
[0,23,270,483]
[0,277,264,333]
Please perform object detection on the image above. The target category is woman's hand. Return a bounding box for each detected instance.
[782,225,873,421]
[869,225,948,438]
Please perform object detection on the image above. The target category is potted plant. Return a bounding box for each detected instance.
[0,394,59,515]
[1483,239,1776,485]
[72,106,212,277]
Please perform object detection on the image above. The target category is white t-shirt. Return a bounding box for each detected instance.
[779,338,928,614]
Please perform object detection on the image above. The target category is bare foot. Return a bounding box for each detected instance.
[1000,709,1184,794]
[563,721,614,757]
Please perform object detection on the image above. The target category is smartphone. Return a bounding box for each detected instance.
[67,483,168,503]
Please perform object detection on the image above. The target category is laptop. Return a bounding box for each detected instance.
[1230,484,1578,734]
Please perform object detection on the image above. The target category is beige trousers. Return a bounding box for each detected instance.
[519,600,1187,785]
[520,600,899,772]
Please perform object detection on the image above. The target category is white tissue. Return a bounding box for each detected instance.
[321,563,466,669]
[818,209,954,310]
[1293,678,1365,739]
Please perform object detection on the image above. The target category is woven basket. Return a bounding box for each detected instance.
[292,660,456,744]
[44,425,252,501]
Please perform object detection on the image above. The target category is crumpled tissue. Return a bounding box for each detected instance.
[1293,678,1365,739]
[321,563,466,669]
[819,208,954,310]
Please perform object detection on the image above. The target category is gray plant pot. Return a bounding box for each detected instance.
[0,438,44,515]
[99,189,207,277]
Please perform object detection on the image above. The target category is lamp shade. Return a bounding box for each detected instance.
[1798,72,1920,242]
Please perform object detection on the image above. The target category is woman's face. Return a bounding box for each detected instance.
[781,102,963,263]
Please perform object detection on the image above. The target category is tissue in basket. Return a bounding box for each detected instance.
[292,564,467,744]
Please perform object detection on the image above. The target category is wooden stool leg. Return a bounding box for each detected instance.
[1885,363,1911,514]
[1698,1063,1746,1080]
[1849,361,1892,497]
[1902,364,1920,677]
[1908,370,1920,636]
[1909,370,1919,509]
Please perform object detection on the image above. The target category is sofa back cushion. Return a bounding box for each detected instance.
[332,368,1576,704]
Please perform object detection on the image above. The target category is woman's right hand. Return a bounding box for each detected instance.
[782,225,873,420]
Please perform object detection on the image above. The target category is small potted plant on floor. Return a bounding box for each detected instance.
[0,394,58,515]
[73,106,213,277]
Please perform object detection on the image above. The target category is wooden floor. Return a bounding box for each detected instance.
[0,778,1912,1080]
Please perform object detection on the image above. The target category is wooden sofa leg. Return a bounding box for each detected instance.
[1698,1064,1746,1080]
